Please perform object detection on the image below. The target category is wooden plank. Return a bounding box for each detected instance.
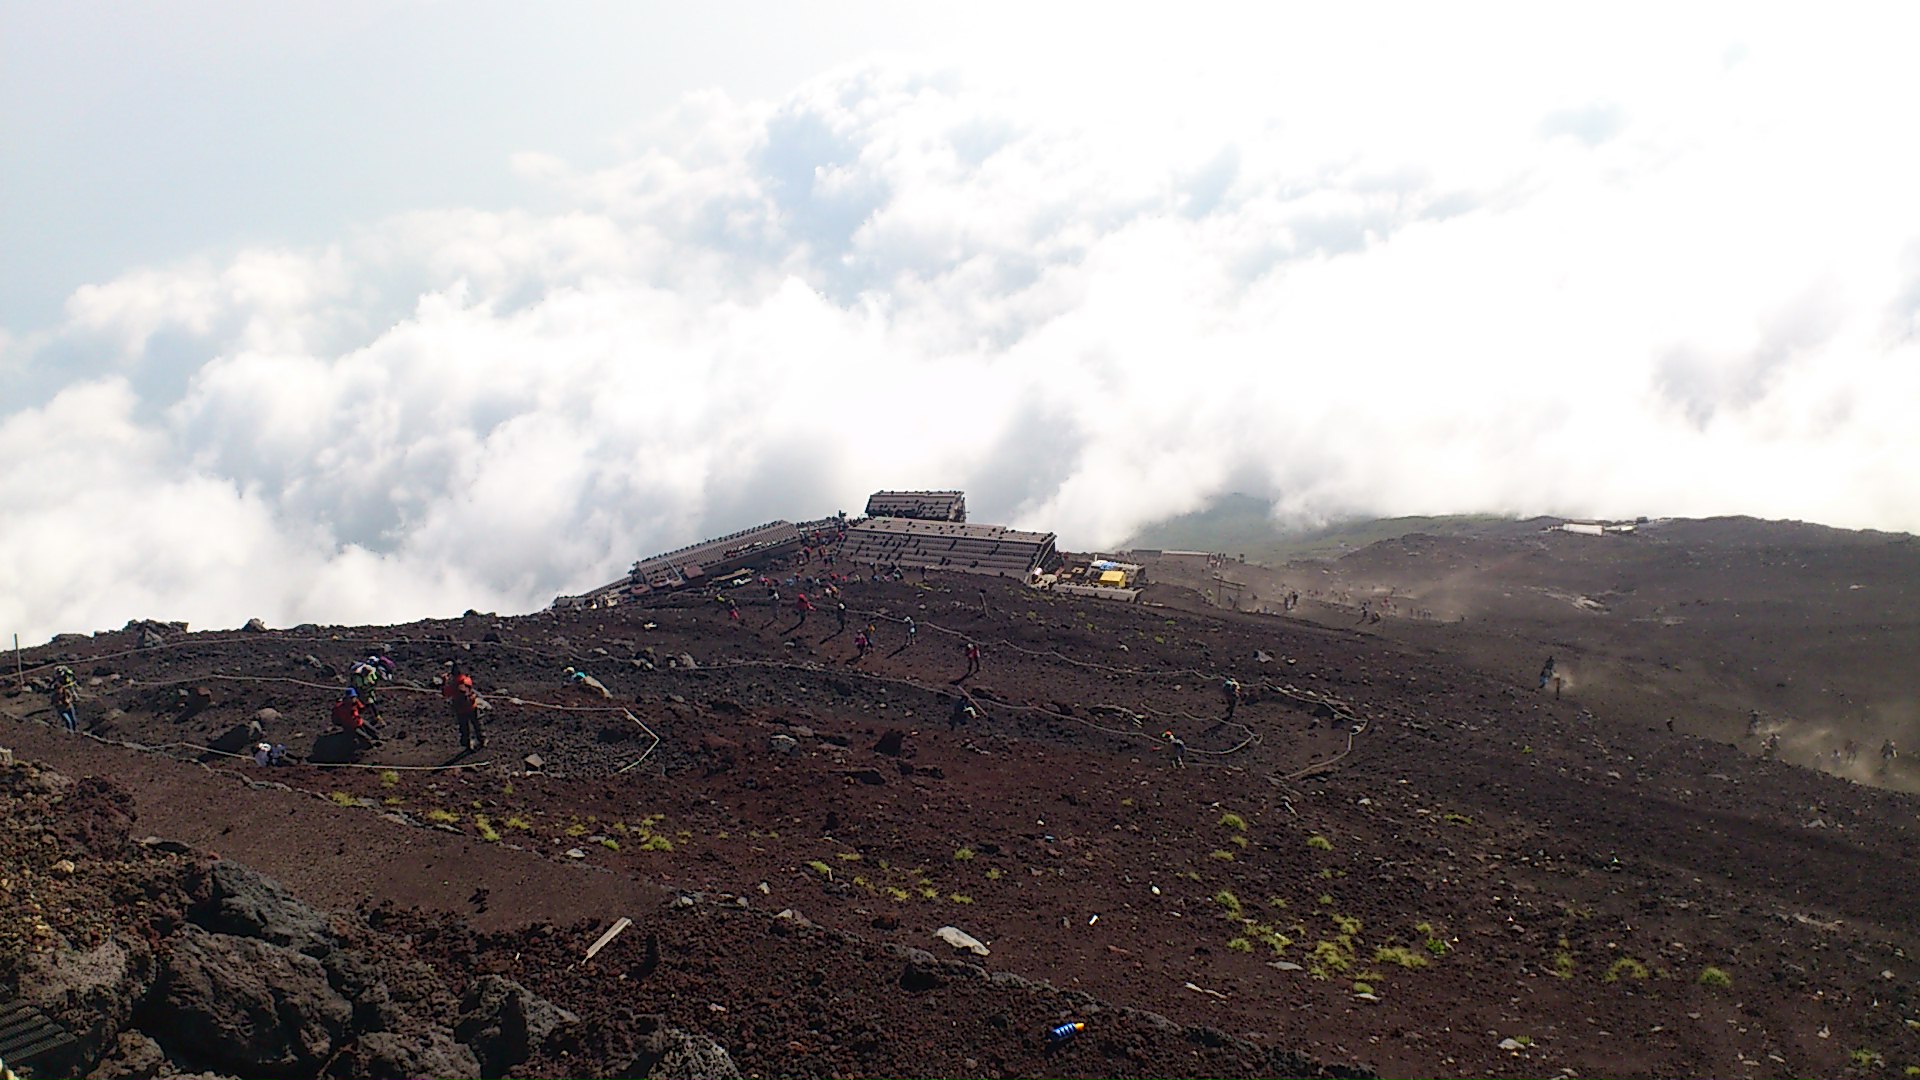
[584,916,633,962]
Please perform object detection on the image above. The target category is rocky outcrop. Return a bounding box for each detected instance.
[622,1025,742,1080]
[190,861,333,955]
[454,974,581,1078]
[146,925,351,1076]
[22,935,157,1076]
[351,1029,482,1080]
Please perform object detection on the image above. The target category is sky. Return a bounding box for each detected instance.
[4,2,1919,643]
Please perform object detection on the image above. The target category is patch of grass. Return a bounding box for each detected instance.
[564,822,588,837]
[609,821,628,835]
[953,847,976,861]
[1219,812,1247,832]
[1177,870,1203,881]
[1226,937,1254,953]
[381,796,403,806]
[1901,1064,1919,1077]
[1213,890,1244,919]
[918,885,939,901]
[1318,893,1335,906]
[1209,849,1236,861]
[985,868,1003,881]
[1375,946,1429,969]
[501,781,513,796]
[638,835,673,852]
[1552,951,1575,978]
[328,791,358,807]
[598,837,619,851]
[1306,834,1333,851]
[1352,981,1374,995]
[1249,925,1293,953]
[1697,965,1732,989]
[1851,1049,1884,1069]
[1309,940,1351,976]
[505,815,532,830]
[1331,914,1362,937]
[639,813,664,829]
[1604,956,1650,983]
[1120,797,1134,807]
[378,770,399,787]
[1229,834,1248,848]
[1267,896,1289,909]
[1442,812,1474,826]
[474,815,501,842]
[1317,868,1334,880]
[884,886,910,901]
[425,809,459,824]
[1426,937,1452,957]
[836,852,862,861]
[1413,921,1433,935]
[805,860,833,878]
[949,894,975,904]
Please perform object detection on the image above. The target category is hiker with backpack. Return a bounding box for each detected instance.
[442,663,485,751]
[50,666,80,734]
[332,688,380,750]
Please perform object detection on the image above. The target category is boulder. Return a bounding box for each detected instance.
[242,618,268,632]
[85,1029,167,1080]
[21,935,157,1076]
[934,925,990,956]
[147,926,351,1075]
[769,734,799,756]
[623,1026,742,1080]
[190,862,333,956]
[138,629,165,649]
[872,729,906,756]
[352,1029,482,1080]
[454,975,580,1077]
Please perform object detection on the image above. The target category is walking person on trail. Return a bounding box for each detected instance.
[793,593,815,624]
[1762,732,1781,759]
[51,667,80,733]
[1881,739,1899,772]
[331,688,380,750]
[1747,710,1762,737]
[350,656,395,724]
[442,663,485,751]
[1163,729,1187,769]
[949,692,979,731]
[1222,677,1241,721]
[865,622,879,652]
[904,616,917,648]
[1537,655,1556,691]
[963,641,982,678]
[836,601,848,632]
[853,630,871,662]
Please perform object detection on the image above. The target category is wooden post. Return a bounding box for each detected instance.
[13,634,21,689]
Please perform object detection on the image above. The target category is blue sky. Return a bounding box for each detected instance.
[4,2,1918,642]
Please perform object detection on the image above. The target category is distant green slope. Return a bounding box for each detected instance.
[1123,494,1523,565]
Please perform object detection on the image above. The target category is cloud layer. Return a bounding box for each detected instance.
[6,41,1920,643]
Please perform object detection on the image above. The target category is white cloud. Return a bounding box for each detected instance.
[6,30,1920,643]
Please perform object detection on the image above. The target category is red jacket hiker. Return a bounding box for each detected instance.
[331,694,365,731]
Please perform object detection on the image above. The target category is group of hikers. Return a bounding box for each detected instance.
[319,655,485,759]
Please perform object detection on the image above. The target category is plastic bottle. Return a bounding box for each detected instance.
[1048,1021,1085,1043]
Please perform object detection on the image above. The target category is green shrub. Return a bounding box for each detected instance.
[504,815,532,830]
[425,808,458,824]
[1306,834,1333,851]
[1352,981,1374,995]
[639,835,673,852]
[378,770,399,788]
[1310,940,1351,975]
[1219,812,1247,832]
[805,860,833,877]
[949,894,975,904]
[474,815,501,842]
[1226,937,1253,953]
[1850,1049,1883,1069]
[985,867,1003,880]
[328,791,358,807]
[953,847,976,861]
[1425,937,1451,957]
[599,837,620,851]
[1552,951,1575,978]
[1375,946,1429,969]
[1697,965,1732,989]
[1209,849,1236,861]
[1605,957,1650,983]
[1213,890,1244,919]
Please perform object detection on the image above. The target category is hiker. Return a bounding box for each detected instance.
[853,630,871,661]
[950,693,978,730]
[964,641,982,677]
[1222,677,1241,720]
[1538,656,1556,691]
[1881,740,1898,768]
[1845,738,1859,763]
[332,688,379,749]
[564,666,612,698]
[1163,730,1187,769]
[721,594,741,624]
[836,602,848,632]
[904,616,917,648]
[794,593,815,623]
[442,664,485,751]
[252,741,288,767]
[865,623,879,651]
[1762,732,1781,759]
[51,671,80,734]
[1747,710,1761,736]
[350,656,394,723]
